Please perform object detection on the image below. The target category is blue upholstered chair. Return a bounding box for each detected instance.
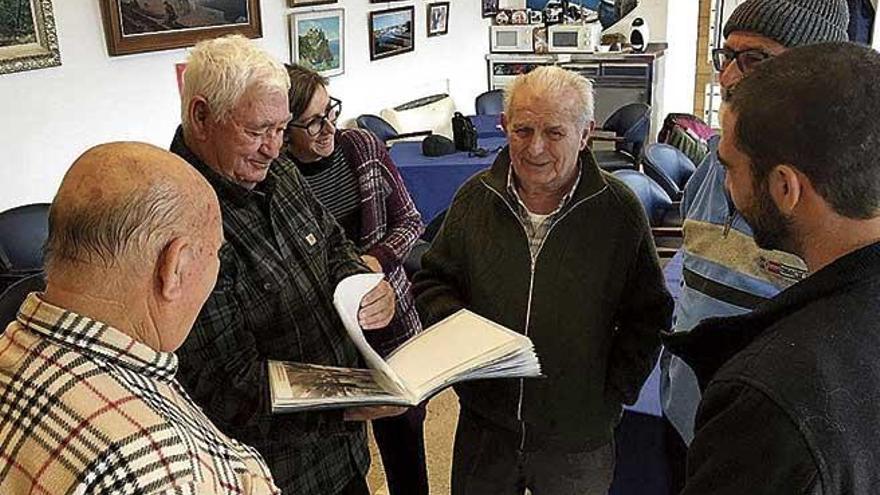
[642,143,697,201]
[0,203,50,294]
[592,103,652,172]
[612,170,682,256]
[475,90,504,116]
[0,272,45,330]
[356,114,433,145]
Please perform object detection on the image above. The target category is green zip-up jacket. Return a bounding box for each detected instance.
[413,148,673,452]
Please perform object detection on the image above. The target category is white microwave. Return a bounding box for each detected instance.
[547,23,601,53]
[490,25,535,53]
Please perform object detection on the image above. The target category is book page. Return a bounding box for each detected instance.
[386,310,534,395]
[268,361,410,412]
[333,273,409,397]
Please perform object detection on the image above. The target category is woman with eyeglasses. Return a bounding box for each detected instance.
[281,64,428,495]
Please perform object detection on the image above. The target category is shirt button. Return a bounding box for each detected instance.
[263,282,274,291]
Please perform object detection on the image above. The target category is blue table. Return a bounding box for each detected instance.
[391,136,507,223]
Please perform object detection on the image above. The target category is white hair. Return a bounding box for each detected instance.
[503,65,595,125]
[181,35,290,131]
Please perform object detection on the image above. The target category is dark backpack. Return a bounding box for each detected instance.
[657,113,716,166]
[452,112,478,152]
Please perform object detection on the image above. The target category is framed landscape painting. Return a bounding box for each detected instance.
[482,0,499,18]
[99,0,262,56]
[426,2,448,37]
[290,9,344,77]
[288,0,336,6]
[369,6,414,61]
[0,0,61,75]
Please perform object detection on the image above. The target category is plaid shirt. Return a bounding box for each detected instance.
[507,165,582,261]
[305,128,423,356]
[0,294,279,494]
[171,128,370,495]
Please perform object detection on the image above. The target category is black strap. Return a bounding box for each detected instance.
[683,266,769,310]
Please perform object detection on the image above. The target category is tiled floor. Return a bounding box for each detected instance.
[367,389,459,495]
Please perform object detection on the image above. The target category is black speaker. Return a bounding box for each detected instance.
[630,17,649,52]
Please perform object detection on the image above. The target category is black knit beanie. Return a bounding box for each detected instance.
[723,0,850,47]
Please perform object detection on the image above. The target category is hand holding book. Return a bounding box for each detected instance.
[269,273,542,412]
[357,277,395,329]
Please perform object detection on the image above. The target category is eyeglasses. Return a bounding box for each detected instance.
[288,97,342,137]
[711,47,774,74]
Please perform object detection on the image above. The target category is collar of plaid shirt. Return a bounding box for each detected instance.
[17,293,178,380]
[171,127,276,208]
[506,162,583,260]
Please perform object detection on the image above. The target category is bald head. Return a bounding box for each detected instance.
[45,142,218,275]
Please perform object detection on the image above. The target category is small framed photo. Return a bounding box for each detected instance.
[288,0,336,6]
[482,0,499,18]
[369,6,414,61]
[98,0,262,56]
[290,9,344,77]
[426,2,449,37]
[0,0,62,75]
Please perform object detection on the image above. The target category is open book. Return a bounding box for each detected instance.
[269,273,541,411]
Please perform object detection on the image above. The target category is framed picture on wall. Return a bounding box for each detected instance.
[0,0,61,75]
[368,6,414,61]
[426,2,449,37]
[98,0,262,56]
[482,0,500,18]
[288,0,336,7]
[290,9,344,77]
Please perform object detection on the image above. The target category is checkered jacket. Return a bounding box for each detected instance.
[170,128,371,494]
[303,128,424,357]
[0,294,280,494]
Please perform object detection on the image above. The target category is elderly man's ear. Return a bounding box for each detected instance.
[187,97,212,141]
[156,237,194,301]
[580,120,594,150]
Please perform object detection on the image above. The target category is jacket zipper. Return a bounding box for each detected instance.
[482,179,607,451]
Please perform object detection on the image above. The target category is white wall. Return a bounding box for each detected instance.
[873,3,880,51]
[661,0,698,115]
[602,0,697,131]
[0,0,489,211]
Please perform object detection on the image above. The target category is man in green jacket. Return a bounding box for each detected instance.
[413,66,673,495]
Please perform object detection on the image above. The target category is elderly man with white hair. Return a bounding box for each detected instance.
[413,66,672,494]
[169,35,398,495]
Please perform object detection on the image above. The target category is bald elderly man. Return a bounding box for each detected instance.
[0,143,279,494]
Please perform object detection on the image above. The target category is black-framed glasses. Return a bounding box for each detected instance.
[711,47,774,74]
[288,97,342,137]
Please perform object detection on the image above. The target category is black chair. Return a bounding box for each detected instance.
[0,272,45,330]
[591,103,652,172]
[612,170,682,257]
[0,203,50,294]
[642,143,697,201]
[475,89,504,116]
[403,240,430,279]
[355,114,433,145]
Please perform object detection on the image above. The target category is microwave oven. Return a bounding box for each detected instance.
[490,25,535,53]
[547,23,601,53]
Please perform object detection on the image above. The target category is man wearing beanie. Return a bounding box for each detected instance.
[668,40,880,495]
[659,0,849,490]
